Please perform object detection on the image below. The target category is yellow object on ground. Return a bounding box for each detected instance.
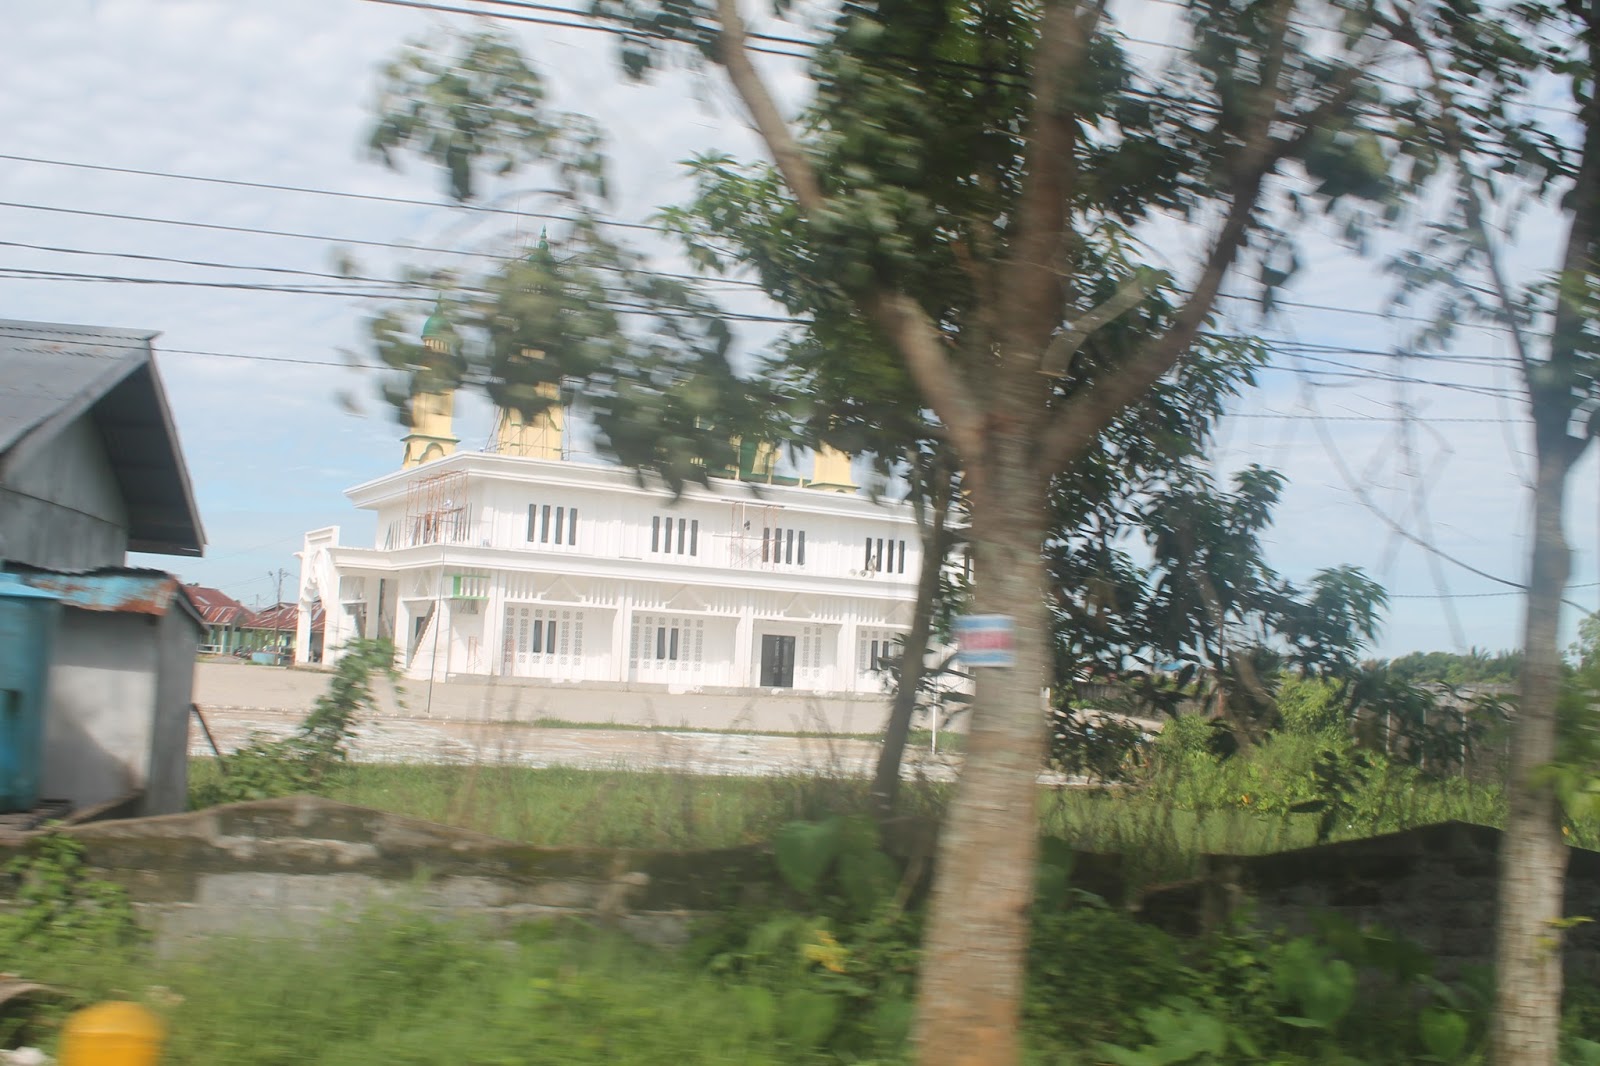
[58,1001,165,1066]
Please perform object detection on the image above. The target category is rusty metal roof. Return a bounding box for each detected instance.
[5,565,204,630]
[0,318,204,558]
[242,600,324,634]
[182,583,255,627]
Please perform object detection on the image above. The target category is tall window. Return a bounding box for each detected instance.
[763,526,806,566]
[650,514,699,556]
[502,606,586,676]
[527,502,579,546]
[631,615,706,668]
[858,628,899,674]
[863,537,908,574]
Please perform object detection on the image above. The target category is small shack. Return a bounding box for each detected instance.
[10,568,204,817]
[0,318,207,821]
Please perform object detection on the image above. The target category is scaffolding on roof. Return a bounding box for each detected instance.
[723,500,783,569]
[404,469,469,547]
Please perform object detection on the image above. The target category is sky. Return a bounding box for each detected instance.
[2,0,1590,657]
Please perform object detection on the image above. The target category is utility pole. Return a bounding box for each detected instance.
[270,568,290,661]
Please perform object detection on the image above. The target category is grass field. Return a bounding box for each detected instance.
[189,757,1350,883]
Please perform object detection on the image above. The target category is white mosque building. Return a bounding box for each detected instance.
[294,374,928,723]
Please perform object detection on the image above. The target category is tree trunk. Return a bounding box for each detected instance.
[915,447,1050,1066]
[1492,435,1574,1066]
[871,489,950,820]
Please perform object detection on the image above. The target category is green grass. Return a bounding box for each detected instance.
[190,758,945,849]
[19,916,843,1066]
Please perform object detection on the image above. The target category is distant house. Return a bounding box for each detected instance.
[241,601,325,663]
[0,318,206,820]
[0,318,203,569]
[184,584,256,654]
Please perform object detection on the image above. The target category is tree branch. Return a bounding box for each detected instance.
[1037,271,1159,377]
[999,0,1100,355]
[1376,7,1541,382]
[711,0,987,464]
[714,0,824,213]
[1037,0,1305,473]
[867,292,989,463]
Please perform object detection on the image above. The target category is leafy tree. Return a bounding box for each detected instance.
[362,28,779,491]
[372,3,1415,1061]
[1389,649,1522,687]
[1053,455,1388,751]
[1370,2,1597,1058]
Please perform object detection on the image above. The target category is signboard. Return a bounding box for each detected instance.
[953,614,1016,668]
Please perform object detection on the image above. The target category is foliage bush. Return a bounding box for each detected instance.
[1027,899,1204,1050]
[190,640,399,807]
[0,832,143,962]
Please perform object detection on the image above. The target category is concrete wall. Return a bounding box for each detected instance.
[1139,822,1600,982]
[147,608,198,815]
[195,659,898,734]
[0,797,775,952]
[10,801,1600,983]
[40,611,156,810]
[40,606,196,817]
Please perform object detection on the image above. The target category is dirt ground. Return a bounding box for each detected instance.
[193,660,900,735]
[187,704,966,780]
[190,658,967,780]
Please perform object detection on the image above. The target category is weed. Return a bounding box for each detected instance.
[190,640,398,806]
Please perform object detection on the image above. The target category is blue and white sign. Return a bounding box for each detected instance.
[953,614,1016,668]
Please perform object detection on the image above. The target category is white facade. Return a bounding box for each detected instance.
[296,451,923,699]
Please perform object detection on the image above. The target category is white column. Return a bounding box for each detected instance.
[484,575,507,678]
[612,590,633,682]
[836,598,859,694]
[394,597,413,670]
[732,605,756,688]
[437,596,453,681]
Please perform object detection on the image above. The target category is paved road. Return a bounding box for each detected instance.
[193,660,901,735]
[188,704,973,781]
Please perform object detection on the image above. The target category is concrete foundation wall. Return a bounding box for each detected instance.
[1140,821,1600,982]
[9,801,1600,984]
[0,797,773,953]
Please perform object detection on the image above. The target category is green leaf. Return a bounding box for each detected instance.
[1418,1006,1470,1060]
[772,818,842,895]
[778,988,840,1047]
[837,849,899,914]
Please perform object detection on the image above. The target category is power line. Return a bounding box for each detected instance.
[0,262,1545,381]
[0,199,769,297]
[0,238,388,285]
[0,322,1541,421]
[1230,411,1526,424]
[389,0,1583,120]
[0,265,808,322]
[0,191,1542,344]
[0,150,637,228]
[1388,582,1600,600]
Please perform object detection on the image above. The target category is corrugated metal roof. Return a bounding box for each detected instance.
[3,565,205,632]
[0,318,205,558]
[243,601,324,633]
[182,584,255,626]
[0,319,155,455]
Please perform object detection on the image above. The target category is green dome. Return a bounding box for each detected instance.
[421,299,452,352]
